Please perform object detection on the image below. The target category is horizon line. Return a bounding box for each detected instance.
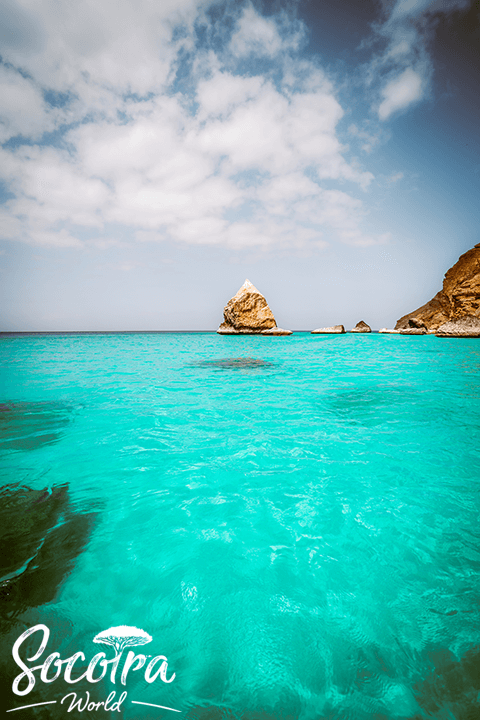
[0,329,382,335]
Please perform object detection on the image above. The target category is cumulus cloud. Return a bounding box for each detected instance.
[229,5,303,57]
[0,0,382,251]
[0,64,60,142]
[378,67,424,119]
[386,171,404,183]
[389,0,471,21]
[369,0,471,120]
[0,0,205,95]
[347,124,383,154]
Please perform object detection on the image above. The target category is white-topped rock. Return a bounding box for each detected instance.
[261,327,292,336]
[436,316,480,337]
[217,280,291,335]
[350,320,371,333]
[311,325,345,334]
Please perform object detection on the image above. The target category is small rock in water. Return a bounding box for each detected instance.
[378,328,400,334]
[350,320,371,333]
[261,327,292,335]
[436,315,480,337]
[399,328,427,335]
[311,325,345,334]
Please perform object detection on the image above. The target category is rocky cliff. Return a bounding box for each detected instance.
[395,244,480,332]
[217,279,279,334]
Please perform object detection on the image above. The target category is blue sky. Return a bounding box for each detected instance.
[0,0,478,331]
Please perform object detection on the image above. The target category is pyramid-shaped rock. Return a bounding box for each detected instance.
[217,279,278,334]
[350,320,371,333]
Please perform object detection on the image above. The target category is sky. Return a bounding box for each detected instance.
[0,0,478,331]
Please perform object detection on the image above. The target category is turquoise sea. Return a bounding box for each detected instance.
[1,332,479,720]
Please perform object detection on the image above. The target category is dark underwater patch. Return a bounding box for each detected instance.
[0,401,72,452]
[413,644,480,719]
[192,357,275,370]
[0,482,102,717]
[320,385,420,427]
[0,483,98,623]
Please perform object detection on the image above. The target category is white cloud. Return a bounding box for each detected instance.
[0,0,207,97]
[367,0,468,120]
[347,123,383,154]
[386,27,418,59]
[378,67,424,120]
[390,0,470,21]
[390,0,432,20]
[387,172,404,183]
[229,5,303,58]
[0,0,380,251]
[0,65,55,142]
[230,6,283,57]
[196,72,264,120]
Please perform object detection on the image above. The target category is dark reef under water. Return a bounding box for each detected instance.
[0,482,98,622]
[0,481,101,718]
[0,401,73,453]
[191,357,275,371]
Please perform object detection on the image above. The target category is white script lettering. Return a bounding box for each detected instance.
[12,625,174,695]
[61,690,127,712]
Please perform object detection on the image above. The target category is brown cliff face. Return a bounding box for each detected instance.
[395,244,480,332]
[217,279,277,334]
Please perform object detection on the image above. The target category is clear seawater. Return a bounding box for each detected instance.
[1,332,479,719]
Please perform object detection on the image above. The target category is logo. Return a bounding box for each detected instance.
[8,624,180,714]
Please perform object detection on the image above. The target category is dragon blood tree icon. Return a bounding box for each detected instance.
[89,625,174,688]
[93,626,152,656]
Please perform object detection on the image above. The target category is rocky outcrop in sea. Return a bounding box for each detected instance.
[396,243,480,332]
[350,321,371,333]
[261,327,292,335]
[311,325,345,334]
[217,279,291,335]
[436,316,480,337]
